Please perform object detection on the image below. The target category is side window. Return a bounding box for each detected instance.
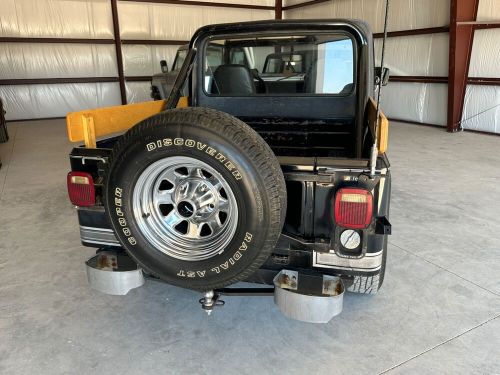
[172,50,187,72]
[207,47,223,68]
[264,58,283,74]
[229,49,247,65]
[315,38,354,94]
[205,46,224,92]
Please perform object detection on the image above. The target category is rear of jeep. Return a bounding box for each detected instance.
[67,19,391,294]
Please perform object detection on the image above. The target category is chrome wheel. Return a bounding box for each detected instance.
[132,156,238,261]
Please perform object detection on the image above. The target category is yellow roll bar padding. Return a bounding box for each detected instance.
[66,97,189,148]
[367,97,389,154]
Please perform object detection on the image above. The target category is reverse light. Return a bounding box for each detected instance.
[67,171,95,207]
[334,188,373,229]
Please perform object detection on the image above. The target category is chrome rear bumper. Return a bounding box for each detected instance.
[80,226,121,247]
[313,250,383,272]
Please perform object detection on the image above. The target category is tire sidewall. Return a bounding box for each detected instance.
[106,116,272,289]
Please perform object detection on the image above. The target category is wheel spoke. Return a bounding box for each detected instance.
[197,191,216,207]
[153,190,173,205]
[208,216,223,232]
[218,198,229,211]
[188,166,204,178]
[186,221,202,238]
[164,211,183,227]
[208,176,221,190]
[161,168,179,185]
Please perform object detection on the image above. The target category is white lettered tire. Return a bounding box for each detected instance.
[105,107,286,290]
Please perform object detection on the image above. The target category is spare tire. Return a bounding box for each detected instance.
[104,107,286,290]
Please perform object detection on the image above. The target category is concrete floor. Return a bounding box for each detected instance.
[0,119,499,374]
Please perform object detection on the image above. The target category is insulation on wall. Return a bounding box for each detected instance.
[0,0,113,38]
[126,81,153,104]
[468,29,500,78]
[380,82,448,126]
[0,43,117,79]
[288,3,450,126]
[284,0,450,33]
[465,0,500,134]
[0,0,274,120]
[0,83,121,120]
[374,33,449,76]
[462,85,500,133]
[183,0,274,5]
[476,0,500,22]
[118,2,274,41]
[122,45,180,77]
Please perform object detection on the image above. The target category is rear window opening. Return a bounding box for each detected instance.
[203,33,355,96]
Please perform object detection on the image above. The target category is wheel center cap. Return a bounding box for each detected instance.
[177,201,195,218]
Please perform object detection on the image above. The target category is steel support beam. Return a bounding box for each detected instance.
[275,0,283,20]
[110,0,127,105]
[447,0,479,132]
[283,0,330,11]
[119,0,273,10]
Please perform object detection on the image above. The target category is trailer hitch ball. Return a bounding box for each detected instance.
[199,290,225,315]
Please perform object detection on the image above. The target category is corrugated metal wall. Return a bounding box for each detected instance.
[285,0,451,127]
[285,0,500,133]
[0,0,499,134]
[0,0,274,120]
[119,0,274,103]
[463,1,500,133]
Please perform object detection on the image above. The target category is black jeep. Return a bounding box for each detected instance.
[150,44,188,100]
[67,19,391,294]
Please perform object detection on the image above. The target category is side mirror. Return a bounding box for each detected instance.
[375,67,390,86]
[160,60,168,74]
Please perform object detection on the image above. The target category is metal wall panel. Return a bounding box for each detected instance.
[284,0,450,33]
[0,83,121,120]
[126,81,153,104]
[187,0,274,5]
[462,85,500,133]
[0,0,273,120]
[374,33,449,76]
[122,45,180,76]
[0,43,117,79]
[0,0,114,38]
[380,82,448,126]
[476,0,500,21]
[469,29,500,78]
[118,2,274,40]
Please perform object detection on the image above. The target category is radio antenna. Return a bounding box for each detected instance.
[370,0,390,176]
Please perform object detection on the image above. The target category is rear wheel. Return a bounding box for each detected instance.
[105,107,286,290]
[345,240,387,294]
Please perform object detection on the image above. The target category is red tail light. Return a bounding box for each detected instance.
[334,188,373,229]
[67,172,95,207]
